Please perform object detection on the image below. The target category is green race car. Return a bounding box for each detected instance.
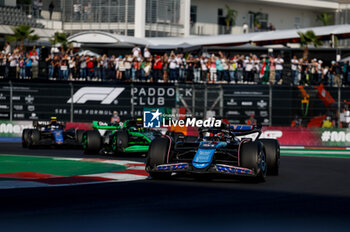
[82,119,162,155]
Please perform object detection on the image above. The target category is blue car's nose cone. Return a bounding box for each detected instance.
[192,141,227,169]
[192,148,216,169]
[53,130,64,144]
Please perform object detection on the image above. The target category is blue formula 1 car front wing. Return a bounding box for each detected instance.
[154,163,255,177]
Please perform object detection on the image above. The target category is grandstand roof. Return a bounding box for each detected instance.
[68,24,350,48]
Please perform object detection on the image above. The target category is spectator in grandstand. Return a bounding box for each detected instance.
[132,45,141,58]
[246,113,257,126]
[317,60,323,85]
[111,111,120,124]
[33,0,39,18]
[177,54,185,82]
[49,1,55,20]
[19,56,26,79]
[0,53,6,79]
[124,55,133,81]
[4,42,11,55]
[116,56,125,81]
[274,55,284,84]
[106,55,115,81]
[268,23,275,31]
[201,56,209,82]
[8,53,17,79]
[162,53,169,82]
[153,55,163,82]
[86,2,92,20]
[291,115,303,128]
[30,49,39,79]
[86,56,94,80]
[291,55,299,85]
[143,45,151,59]
[216,55,223,82]
[60,57,69,80]
[38,0,43,18]
[79,55,87,80]
[25,54,33,79]
[46,54,53,79]
[73,2,81,21]
[333,61,342,87]
[209,56,216,83]
[168,52,178,82]
[322,116,334,128]
[193,56,201,83]
[186,55,194,83]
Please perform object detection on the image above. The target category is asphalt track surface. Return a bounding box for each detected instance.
[1,143,350,232]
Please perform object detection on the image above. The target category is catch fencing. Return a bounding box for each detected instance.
[0,81,349,127]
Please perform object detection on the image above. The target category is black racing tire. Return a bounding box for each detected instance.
[240,141,267,182]
[22,129,31,148]
[146,137,172,179]
[258,139,280,176]
[112,131,129,153]
[27,129,41,149]
[75,129,85,145]
[82,130,101,155]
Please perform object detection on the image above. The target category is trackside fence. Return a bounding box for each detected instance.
[0,81,350,127]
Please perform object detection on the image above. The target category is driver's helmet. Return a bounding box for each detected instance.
[50,116,58,125]
[214,132,225,141]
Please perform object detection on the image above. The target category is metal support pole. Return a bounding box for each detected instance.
[131,83,134,118]
[192,84,195,117]
[219,86,223,117]
[204,84,208,119]
[70,82,74,122]
[269,84,272,126]
[175,83,179,117]
[125,0,129,35]
[9,81,13,121]
[338,86,341,128]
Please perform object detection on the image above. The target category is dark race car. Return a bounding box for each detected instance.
[82,119,162,155]
[22,117,85,148]
[146,125,280,182]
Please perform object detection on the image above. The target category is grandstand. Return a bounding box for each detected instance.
[0,5,44,29]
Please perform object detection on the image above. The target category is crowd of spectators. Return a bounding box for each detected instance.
[1,42,350,86]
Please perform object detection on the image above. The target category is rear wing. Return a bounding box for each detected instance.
[199,124,262,139]
[229,125,262,138]
[33,120,66,128]
[92,121,121,130]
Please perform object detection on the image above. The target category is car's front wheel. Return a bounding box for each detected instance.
[146,137,172,179]
[22,129,31,148]
[27,129,40,149]
[240,141,267,182]
[258,139,280,176]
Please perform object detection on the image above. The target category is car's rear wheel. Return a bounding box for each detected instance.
[258,139,280,176]
[27,129,40,149]
[240,141,267,182]
[75,129,85,145]
[146,137,172,179]
[82,131,101,155]
[22,129,31,148]
[112,131,128,153]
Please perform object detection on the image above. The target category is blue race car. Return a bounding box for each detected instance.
[22,117,85,148]
[146,125,280,182]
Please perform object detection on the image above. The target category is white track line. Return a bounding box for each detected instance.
[281,150,350,155]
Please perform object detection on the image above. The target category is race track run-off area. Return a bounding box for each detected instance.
[0,154,148,189]
[1,143,350,231]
